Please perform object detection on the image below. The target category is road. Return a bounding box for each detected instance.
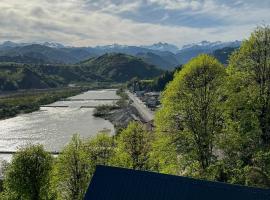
[126,91,154,122]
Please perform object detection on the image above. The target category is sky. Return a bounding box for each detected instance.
[0,0,269,47]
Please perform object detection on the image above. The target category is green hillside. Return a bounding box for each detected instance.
[80,53,163,82]
[0,63,104,91]
[212,47,238,64]
[0,44,79,64]
[0,53,163,91]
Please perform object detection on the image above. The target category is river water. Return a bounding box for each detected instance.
[0,89,119,161]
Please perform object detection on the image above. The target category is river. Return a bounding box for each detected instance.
[0,89,119,161]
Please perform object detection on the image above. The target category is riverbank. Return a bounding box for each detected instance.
[93,88,143,133]
[0,88,86,120]
[98,104,142,133]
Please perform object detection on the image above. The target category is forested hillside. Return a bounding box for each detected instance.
[0,63,101,91]
[212,47,239,64]
[0,44,82,64]
[80,53,163,82]
[0,53,163,91]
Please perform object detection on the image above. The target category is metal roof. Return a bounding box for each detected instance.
[85,165,270,200]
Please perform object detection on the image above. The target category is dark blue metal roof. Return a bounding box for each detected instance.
[85,165,270,200]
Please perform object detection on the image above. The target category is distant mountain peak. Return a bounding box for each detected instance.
[42,42,65,48]
[141,42,179,53]
[2,41,17,46]
[95,44,129,49]
[0,40,242,70]
[0,41,29,47]
[177,40,241,64]
[0,41,65,49]
[181,40,241,50]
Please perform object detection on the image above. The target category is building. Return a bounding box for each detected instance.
[135,90,145,97]
[84,165,270,200]
[144,92,161,108]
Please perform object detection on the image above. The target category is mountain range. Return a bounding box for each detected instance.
[0,53,162,91]
[176,40,241,64]
[0,40,241,70]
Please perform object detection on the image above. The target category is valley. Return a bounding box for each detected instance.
[0,0,269,198]
[0,89,119,160]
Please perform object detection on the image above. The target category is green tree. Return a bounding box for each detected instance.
[149,132,179,175]
[53,133,114,200]
[53,134,90,200]
[155,54,226,175]
[84,131,115,175]
[227,25,270,147]
[111,121,153,170]
[4,145,53,200]
[221,26,270,187]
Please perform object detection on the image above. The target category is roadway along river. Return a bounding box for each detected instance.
[0,89,120,160]
[126,91,154,122]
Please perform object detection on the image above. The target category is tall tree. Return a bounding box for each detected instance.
[149,132,179,175]
[222,26,270,187]
[111,121,153,170]
[155,54,226,175]
[228,26,270,147]
[53,133,114,200]
[85,132,115,174]
[4,145,53,200]
[53,135,90,200]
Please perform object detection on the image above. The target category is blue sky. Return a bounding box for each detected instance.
[0,0,269,47]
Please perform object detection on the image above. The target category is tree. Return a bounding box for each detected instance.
[227,25,270,147]
[149,132,179,175]
[85,131,115,175]
[53,132,114,200]
[111,121,153,170]
[151,69,179,91]
[221,26,270,187]
[53,134,90,200]
[4,145,53,200]
[0,160,8,193]
[155,54,226,175]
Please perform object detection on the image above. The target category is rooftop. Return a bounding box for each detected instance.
[85,165,270,200]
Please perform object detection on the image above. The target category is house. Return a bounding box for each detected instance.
[144,92,161,108]
[145,97,158,108]
[145,92,161,98]
[84,165,270,200]
[135,91,145,97]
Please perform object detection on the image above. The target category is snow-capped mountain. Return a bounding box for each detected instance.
[142,42,179,53]
[181,40,241,51]
[0,41,29,49]
[0,41,65,49]
[0,40,241,69]
[1,41,22,47]
[42,42,65,48]
[176,40,241,64]
[94,44,132,50]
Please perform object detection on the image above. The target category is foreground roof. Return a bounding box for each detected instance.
[85,165,270,200]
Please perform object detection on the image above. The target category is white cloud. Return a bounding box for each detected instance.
[148,0,202,10]
[0,0,268,47]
